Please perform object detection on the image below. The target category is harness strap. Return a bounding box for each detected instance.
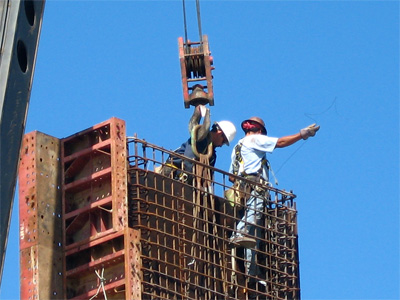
[267,160,279,186]
[232,142,243,176]
[165,163,179,170]
[233,142,269,177]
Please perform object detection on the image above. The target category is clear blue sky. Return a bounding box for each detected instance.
[1,1,399,299]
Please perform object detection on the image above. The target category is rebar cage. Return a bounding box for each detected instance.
[127,137,301,300]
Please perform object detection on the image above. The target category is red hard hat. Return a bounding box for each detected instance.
[241,117,267,135]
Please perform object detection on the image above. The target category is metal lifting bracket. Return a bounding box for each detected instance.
[178,35,215,108]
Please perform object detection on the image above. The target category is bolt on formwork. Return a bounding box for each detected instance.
[127,137,300,300]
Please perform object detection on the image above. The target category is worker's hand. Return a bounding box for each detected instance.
[300,123,320,140]
[197,104,207,118]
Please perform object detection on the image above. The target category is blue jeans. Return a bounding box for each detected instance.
[234,188,266,276]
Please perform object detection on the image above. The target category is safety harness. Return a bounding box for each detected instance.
[226,141,280,206]
[231,142,269,179]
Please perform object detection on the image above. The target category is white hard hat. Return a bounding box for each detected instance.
[216,121,236,146]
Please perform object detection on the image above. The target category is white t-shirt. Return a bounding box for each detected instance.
[229,134,278,179]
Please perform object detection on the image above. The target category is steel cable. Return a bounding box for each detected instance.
[182,0,204,44]
[196,0,203,43]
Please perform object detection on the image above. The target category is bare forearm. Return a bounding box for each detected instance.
[276,133,302,148]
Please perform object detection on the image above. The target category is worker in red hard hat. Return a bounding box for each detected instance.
[160,105,236,182]
[229,116,320,284]
[229,116,320,181]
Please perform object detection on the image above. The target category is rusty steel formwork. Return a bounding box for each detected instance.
[19,118,141,300]
[19,131,64,299]
[61,118,140,299]
[128,137,301,300]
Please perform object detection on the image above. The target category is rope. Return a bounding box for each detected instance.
[268,162,279,186]
[275,140,308,175]
[275,97,337,174]
[89,268,108,300]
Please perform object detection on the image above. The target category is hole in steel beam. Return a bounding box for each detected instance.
[17,40,28,73]
[24,0,35,26]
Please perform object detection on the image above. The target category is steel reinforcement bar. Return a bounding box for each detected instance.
[127,137,300,300]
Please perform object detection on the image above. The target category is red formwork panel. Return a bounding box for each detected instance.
[60,118,141,299]
[19,131,64,299]
[61,117,128,250]
[64,227,141,300]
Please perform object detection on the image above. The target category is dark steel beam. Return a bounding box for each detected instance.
[0,0,46,284]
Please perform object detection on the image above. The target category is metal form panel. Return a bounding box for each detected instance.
[18,131,64,299]
[128,137,301,300]
[61,118,141,299]
[0,0,46,281]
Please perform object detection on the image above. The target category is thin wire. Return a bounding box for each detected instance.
[275,140,308,175]
[305,97,339,123]
[275,97,339,174]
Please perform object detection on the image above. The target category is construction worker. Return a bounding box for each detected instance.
[228,117,320,283]
[161,105,236,181]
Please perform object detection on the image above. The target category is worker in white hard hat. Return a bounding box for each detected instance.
[161,105,236,181]
[211,120,236,148]
[228,116,320,285]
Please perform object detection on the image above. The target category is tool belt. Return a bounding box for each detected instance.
[156,163,189,183]
[224,174,270,207]
[224,179,252,207]
[245,174,272,196]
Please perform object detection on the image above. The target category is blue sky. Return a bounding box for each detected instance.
[1,1,399,299]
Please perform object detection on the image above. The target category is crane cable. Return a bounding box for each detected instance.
[182,0,203,45]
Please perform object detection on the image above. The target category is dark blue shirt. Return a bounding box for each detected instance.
[169,137,216,172]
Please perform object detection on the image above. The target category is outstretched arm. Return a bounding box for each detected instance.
[276,133,302,148]
[276,124,320,148]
